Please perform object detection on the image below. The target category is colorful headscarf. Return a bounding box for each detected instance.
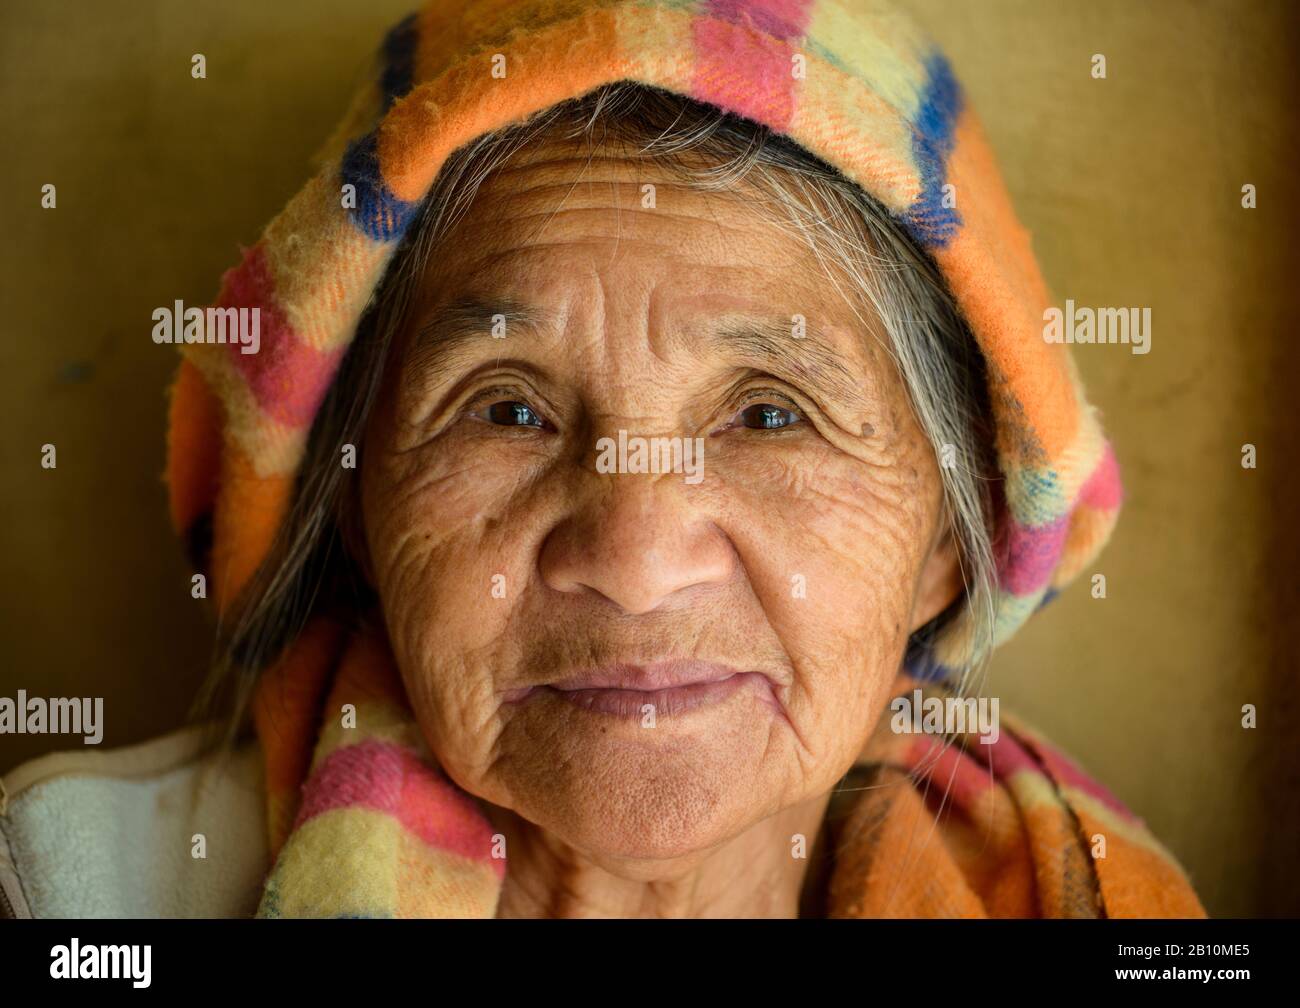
[165,0,1167,917]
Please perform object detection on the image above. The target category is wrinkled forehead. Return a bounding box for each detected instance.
[396,135,896,412]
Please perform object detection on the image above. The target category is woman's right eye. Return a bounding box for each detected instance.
[473,400,547,429]
[735,401,803,431]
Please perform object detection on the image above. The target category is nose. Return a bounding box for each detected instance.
[539,474,736,615]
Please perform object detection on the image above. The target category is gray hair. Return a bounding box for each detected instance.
[195,81,998,746]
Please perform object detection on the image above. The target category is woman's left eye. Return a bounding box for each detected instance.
[475,400,546,428]
[734,401,803,431]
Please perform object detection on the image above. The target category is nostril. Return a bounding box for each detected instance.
[538,506,737,615]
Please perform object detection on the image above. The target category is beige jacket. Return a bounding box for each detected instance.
[0,727,268,918]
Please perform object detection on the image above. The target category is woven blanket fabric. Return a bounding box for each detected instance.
[161,0,1166,917]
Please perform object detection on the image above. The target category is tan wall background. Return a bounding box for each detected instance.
[1,0,1295,917]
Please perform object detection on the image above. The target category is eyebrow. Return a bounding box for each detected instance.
[404,295,542,377]
[708,316,865,408]
[405,296,868,408]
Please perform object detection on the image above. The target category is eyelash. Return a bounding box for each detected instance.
[462,385,551,428]
[740,387,802,410]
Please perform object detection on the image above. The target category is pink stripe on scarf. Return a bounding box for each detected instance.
[295,738,502,871]
[1024,734,1140,825]
[219,243,346,429]
[706,0,813,39]
[690,0,814,130]
[997,512,1070,596]
[987,728,1140,826]
[1080,441,1123,511]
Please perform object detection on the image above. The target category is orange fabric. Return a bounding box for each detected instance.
[165,358,222,536]
[253,617,347,855]
[379,8,625,203]
[825,675,1207,918]
[209,448,293,612]
[937,113,1079,466]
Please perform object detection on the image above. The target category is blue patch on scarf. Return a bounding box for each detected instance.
[380,12,419,108]
[902,50,964,249]
[341,132,421,243]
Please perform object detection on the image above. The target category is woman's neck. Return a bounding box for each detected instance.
[486,792,833,919]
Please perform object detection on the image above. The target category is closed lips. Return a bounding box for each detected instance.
[511,660,781,718]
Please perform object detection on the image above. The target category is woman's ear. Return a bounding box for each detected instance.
[909,509,966,633]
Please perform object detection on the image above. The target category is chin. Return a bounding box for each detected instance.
[509,739,773,866]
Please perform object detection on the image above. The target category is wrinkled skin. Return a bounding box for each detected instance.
[358,138,962,917]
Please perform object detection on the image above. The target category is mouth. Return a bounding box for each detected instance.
[506,660,780,719]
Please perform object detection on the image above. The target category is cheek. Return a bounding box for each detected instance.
[700,435,938,757]
[360,429,555,775]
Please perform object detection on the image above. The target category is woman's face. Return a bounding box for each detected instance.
[360,137,961,868]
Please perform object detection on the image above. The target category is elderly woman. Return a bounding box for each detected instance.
[0,0,1203,919]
